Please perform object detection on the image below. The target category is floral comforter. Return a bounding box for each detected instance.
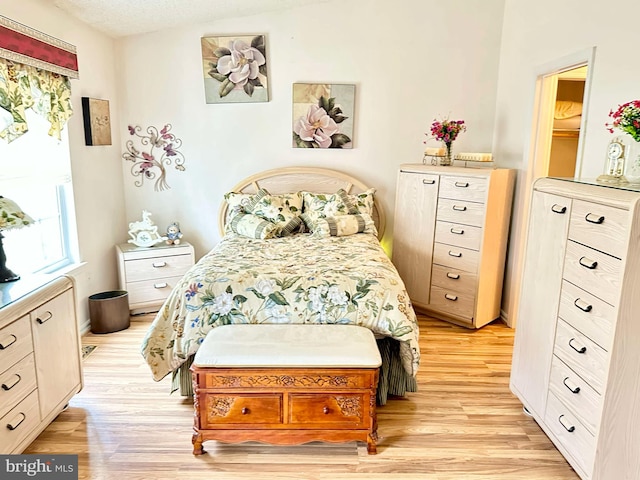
[141,232,420,382]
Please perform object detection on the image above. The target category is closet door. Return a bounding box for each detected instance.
[510,190,571,418]
[392,171,439,307]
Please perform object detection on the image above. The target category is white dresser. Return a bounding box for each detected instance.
[116,242,195,313]
[392,164,515,328]
[510,178,640,479]
[0,275,82,453]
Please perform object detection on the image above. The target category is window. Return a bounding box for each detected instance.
[0,109,78,276]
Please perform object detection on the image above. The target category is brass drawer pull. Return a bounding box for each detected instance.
[446,272,460,280]
[568,338,587,354]
[448,251,462,258]
[450,227,464,235]
[562,377,581,394]
[154,283,168,289]
[323,407,330,414]
[2,373,21,391]
[422,179,436,185]
[241,407,249,415]
[454,182,469,188]
[152,261,167,268]
[0,334,17,350]
[444,294,458,301]
[6,412,26,431]
[452,205,467,211]
[36,311,53,324]
[585,213,605,224]
[558,415,575,433]
[573,298,592,313]
[551,204,567,214]
[578,256,597,270]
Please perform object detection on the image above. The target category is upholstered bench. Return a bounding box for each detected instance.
[190,324,382,455]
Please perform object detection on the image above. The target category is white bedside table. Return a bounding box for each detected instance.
[116,241,195,314]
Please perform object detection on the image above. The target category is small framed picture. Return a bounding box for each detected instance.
[81,97,112,146]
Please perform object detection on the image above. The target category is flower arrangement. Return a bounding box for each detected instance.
[606,100,640,142]
[122,124,186,191]
[426,117,467,147]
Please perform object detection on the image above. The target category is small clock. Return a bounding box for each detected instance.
[607,138,625,162]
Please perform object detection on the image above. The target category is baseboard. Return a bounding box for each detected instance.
[80,318,91,335]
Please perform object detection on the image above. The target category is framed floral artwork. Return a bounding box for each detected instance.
[81,97,111,146]
[201,34,268,104]
[292,83,355,149]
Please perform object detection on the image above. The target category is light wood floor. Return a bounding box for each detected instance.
[25,314,579,480]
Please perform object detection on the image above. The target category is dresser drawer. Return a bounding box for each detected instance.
[126,276,182,305]
[438,175,487,203]
[568,199,628,259]
[548,355,602,435]
[124,254,193,283]
[200,394,282,427]
[0,353,37,419]
[0,316,33,372]
[433,243,479,273]
[431,264,477,297]
[0,390,40,454]
[289,393,368,428]
[435,221,482,251]
[554,319,608,394]
[544,391,596,476]
[558,280,614,351]
[436,198,485,227]
[563,241,621,306]
[429,285,474,322]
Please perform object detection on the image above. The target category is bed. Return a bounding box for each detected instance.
[140,167,420,405]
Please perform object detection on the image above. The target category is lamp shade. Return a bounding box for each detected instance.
[0,196,34,230]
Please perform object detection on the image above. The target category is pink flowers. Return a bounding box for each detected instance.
[427,117,467,146]
[606,100,640,142]
[217,40,266,89]
[294,105,339,148]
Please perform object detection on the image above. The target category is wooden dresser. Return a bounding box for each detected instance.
[0,275,82,453]
[510,178,640,479]
[116,242,195,313]
[392,164,515,328]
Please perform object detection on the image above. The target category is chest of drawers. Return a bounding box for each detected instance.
[116,242,195,313]
[510,178,640,479]
[392,164,515,328]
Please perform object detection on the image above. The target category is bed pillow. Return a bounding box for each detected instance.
[302,212,378,237]
[228,212,278,239]
[348,188,376,216]
[301,188,358,229]
[245,189,303,237]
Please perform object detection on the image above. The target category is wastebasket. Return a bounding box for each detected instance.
[89,290,130,334]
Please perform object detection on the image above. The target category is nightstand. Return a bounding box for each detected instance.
[116,242,195,313]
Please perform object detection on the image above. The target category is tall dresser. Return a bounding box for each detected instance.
[392,164,515,328]
[510,178,640,479]
[0,275,82,453]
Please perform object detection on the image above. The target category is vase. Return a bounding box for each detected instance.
[623,134,640,185]
[440,142,453,166]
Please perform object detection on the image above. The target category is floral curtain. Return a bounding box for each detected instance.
[0,58,73,143]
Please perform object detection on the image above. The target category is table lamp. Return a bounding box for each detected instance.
[0,196,35,283]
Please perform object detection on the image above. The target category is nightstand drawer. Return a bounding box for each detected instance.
[124,254,193,283]
[200,394,282,427]
[289,393,368,427]
[438,175,487,203]
[429,285,474,322]
[435,221,482,251]
[126,277,182,305]
[431,264,477,297]
[0,353,37,419]
[432,243,479,273]
[436,198,485,227]
[0,390,40,454]
[0,316,33,372]
[568,200,628,259]
[563,241,621,306]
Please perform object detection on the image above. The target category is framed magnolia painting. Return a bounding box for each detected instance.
[292,83,355,149]
[201,34,268,104]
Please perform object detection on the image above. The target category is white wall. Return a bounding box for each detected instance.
[117,0,506,258]
[494,0,640,320]
[0,0,126,327]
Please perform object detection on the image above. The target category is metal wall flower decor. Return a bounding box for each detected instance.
[122,124,186,191]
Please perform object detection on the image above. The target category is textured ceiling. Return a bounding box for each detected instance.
[53,0,323,38]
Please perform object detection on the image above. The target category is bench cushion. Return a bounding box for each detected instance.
[192,324,382,368]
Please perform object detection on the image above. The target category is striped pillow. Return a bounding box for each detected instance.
[228,213,278,239]
[302,212,378,237]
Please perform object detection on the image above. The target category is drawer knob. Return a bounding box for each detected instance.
[6,412,26,431]
[450,227,464,235]
[1,373,21,391]
[422,179,436,185]
[152,261,167,268]
[585,213,605,224]
[446,272,460,280]
[454,182,469,188]
[568,338,587,354]
[444,294,458,301]
[578,256,598,270]
[323,406,330,414]
[0,334,17,350]
[558,415,575,433]
[551,204,567,214]
[573,298,593,313]
[36,311,53,324]
[241,407,249,415]
[452,205,467,212]
[562,376,581,394]
[154,282,169,289]
[448,251,462,258]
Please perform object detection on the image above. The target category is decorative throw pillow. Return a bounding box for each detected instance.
[301,188,359,230]
[223,191,253,227]
[228,212,278,239]
[349,188,376,216]
[245,189,303,237]
[303,212,378,237]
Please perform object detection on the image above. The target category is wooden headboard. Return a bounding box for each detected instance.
[218,166,386,239]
